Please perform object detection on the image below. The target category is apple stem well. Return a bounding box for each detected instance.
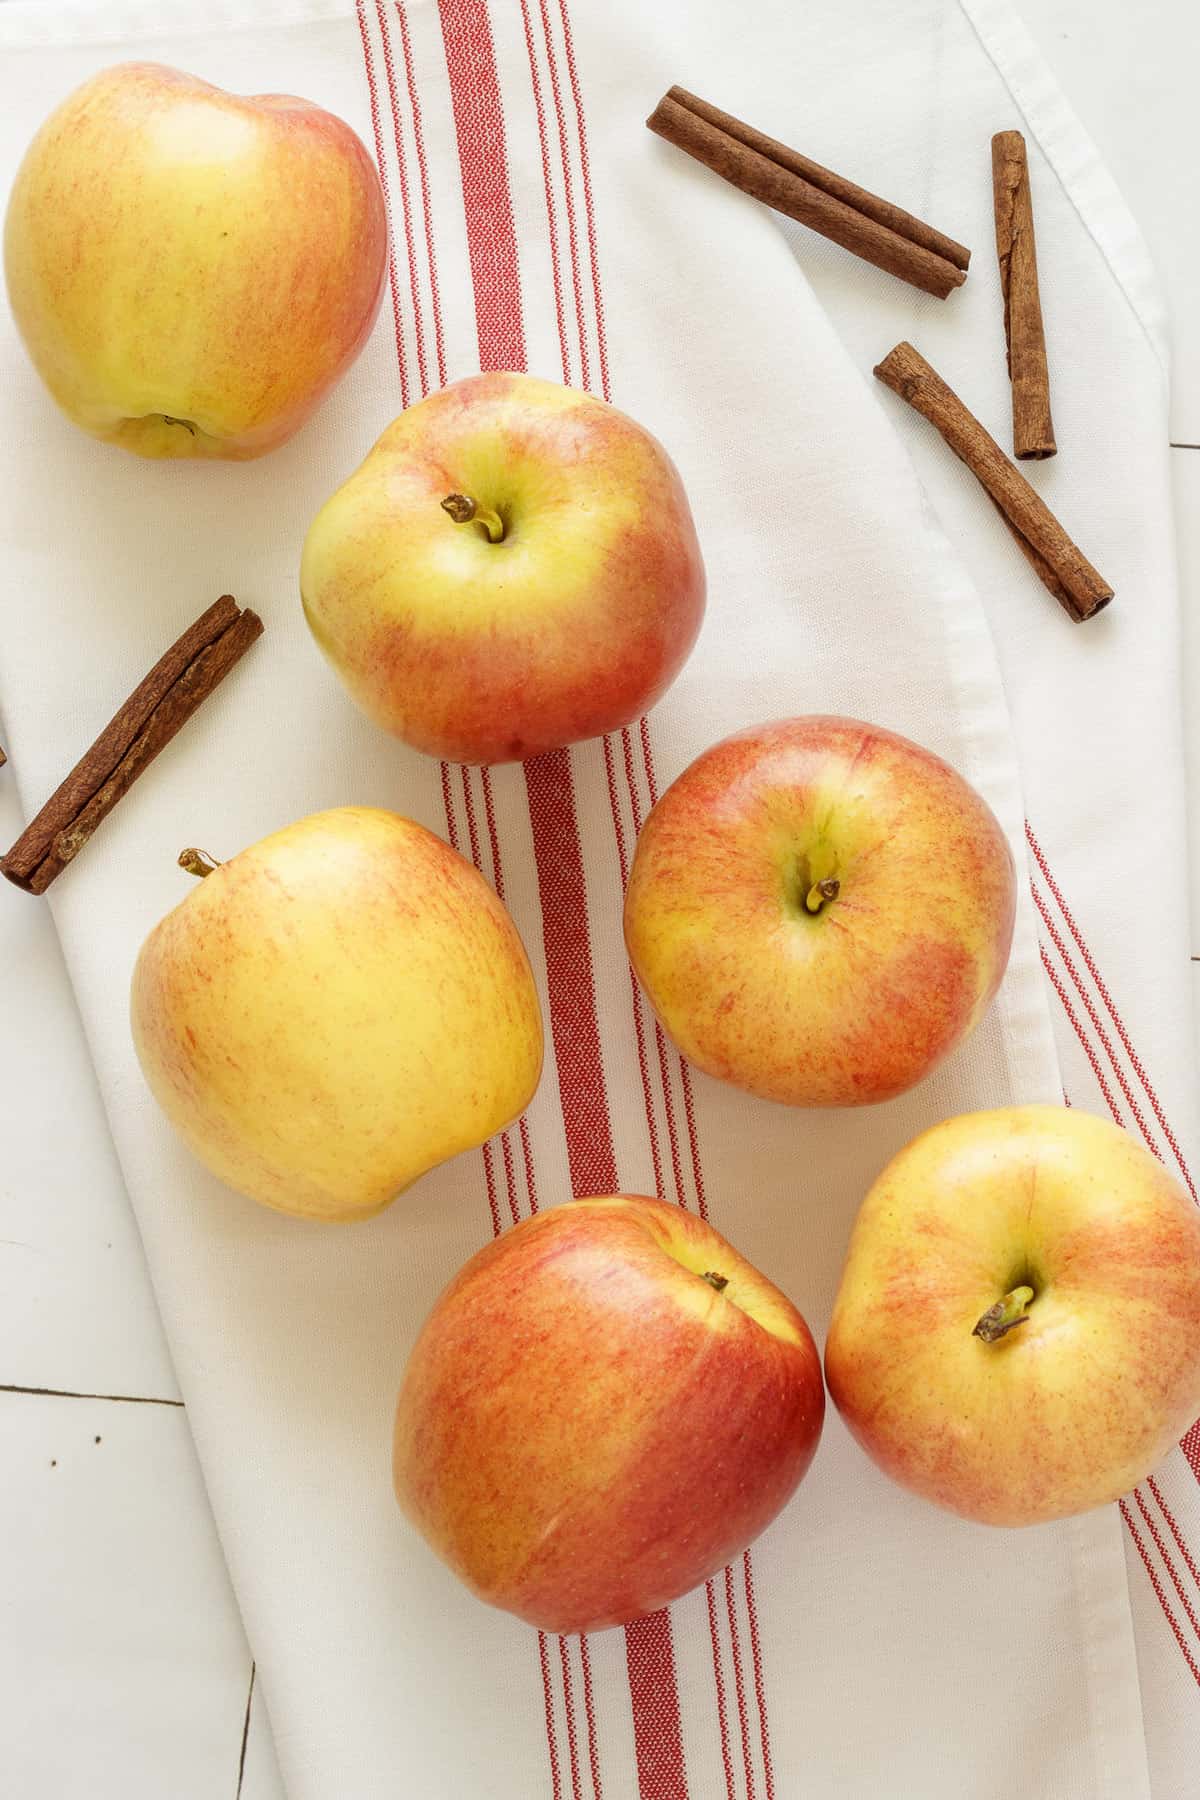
[973,1284,1035,1343]
[441,493,506,544]
[178,847,222,879]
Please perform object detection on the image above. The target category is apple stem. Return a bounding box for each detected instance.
[973,1284,1035,1342]
[178,847,222,879]
[804,877,841,915]
[441,493,505,543]
[702,1270,729,1293]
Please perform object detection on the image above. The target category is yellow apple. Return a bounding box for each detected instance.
[825,1105,1200,1525]
[393,1194,824,1633]
[624,715,1015,1106]
[300,371,706,762]
[130,807,543,1221]
[4,62,386,459]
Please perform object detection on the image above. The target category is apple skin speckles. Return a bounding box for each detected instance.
[130,806,544,1221]
[6,62,387,459]
[624,715,1015,1108]
[826,1106,1200,1525]
[299,372,705,764]
[393,1194,823,1633]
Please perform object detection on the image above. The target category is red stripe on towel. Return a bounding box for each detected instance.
[1028,824,1196,1197]
[437,5,682,1789]
[375,1,428,392]
[437,0,527,372]
[396,1,447,387]
[1121,1499,1200,1687]
[353,0,409,409]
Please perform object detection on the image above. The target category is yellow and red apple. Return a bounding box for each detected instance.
[393,1194,824,1632]
[131,807,543,1221]
[4,62,386,458]
[825,1105,1200,1525]
[623,715,1015,1107]
[300,372,706,763]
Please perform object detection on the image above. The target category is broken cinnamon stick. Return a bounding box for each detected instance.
[647,86,970,299]
[992,131,1056,459]
[873,342,1111,622]
[1,596,263,894]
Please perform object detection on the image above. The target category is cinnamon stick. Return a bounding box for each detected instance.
[992,131,1056,459]
[1,596,263,894]
[873,342,1111,622]
[647,86,970,299]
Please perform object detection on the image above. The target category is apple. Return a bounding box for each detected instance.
[623,715,1015,1107]
[300,371,706,763]
[393,1194,824,1632]
[131,807,543,1221]
[825,1105,1200,1526]
[4,62,386,459]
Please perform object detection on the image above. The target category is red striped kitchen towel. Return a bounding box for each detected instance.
[0,0,1190,1792]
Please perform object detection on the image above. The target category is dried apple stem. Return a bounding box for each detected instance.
[441,493,505,543]
[805,877,840,914]
[178,847,222,879]
[973,1284,1035,1342]
[702,1270,729,1292]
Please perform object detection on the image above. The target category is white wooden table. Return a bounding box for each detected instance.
[1,2,1196,1793]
